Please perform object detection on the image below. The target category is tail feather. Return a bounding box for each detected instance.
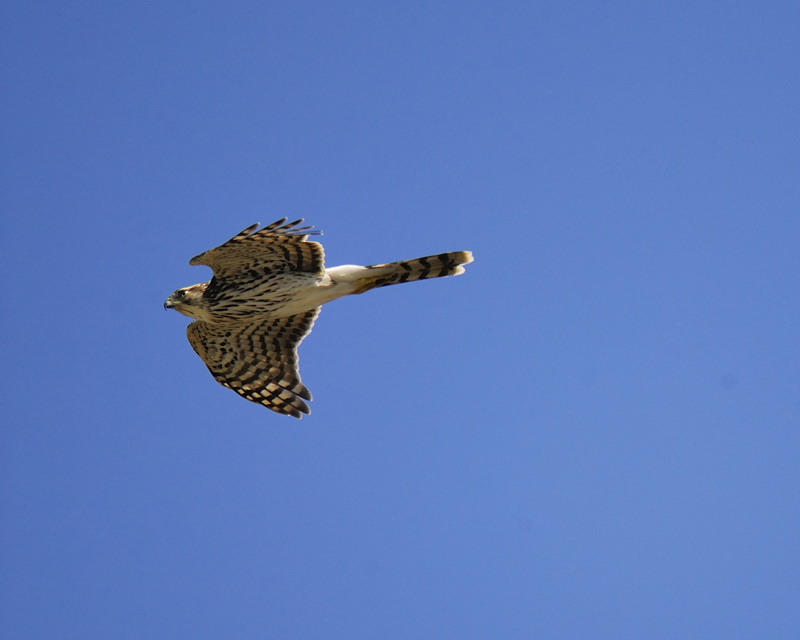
[362,251,473,290]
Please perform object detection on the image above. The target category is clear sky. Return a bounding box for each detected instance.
[2,2,799,638]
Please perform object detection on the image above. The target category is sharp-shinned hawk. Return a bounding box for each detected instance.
[164,219,473,417]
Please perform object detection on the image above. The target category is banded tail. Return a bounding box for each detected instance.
[355,251,473,293]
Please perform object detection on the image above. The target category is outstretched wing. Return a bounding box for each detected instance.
[189,218,325,281]
[186,309,320,418]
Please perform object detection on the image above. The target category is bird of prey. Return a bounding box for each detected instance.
[164,219,473,418]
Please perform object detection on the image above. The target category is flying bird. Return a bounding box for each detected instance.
[165,219,473,418]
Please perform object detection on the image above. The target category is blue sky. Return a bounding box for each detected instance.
[2,1,799,638]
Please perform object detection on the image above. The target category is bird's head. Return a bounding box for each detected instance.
[164,284,208,319]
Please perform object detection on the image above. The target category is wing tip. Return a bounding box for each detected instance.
[259,218,320,238]
[284,400,311,419]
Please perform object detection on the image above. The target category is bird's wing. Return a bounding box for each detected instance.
[186,308,320,418]
[189,218,325,281]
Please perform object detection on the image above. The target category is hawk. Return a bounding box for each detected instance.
[164,219,473,418]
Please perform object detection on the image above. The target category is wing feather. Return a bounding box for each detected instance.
[189,218,325,281]
[186,309,320,418]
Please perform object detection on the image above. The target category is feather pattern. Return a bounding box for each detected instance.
[187,309,319,418]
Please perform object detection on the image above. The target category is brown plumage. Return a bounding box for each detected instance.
[165,219,473,418]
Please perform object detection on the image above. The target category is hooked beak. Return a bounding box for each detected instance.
[164,298,173,310]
